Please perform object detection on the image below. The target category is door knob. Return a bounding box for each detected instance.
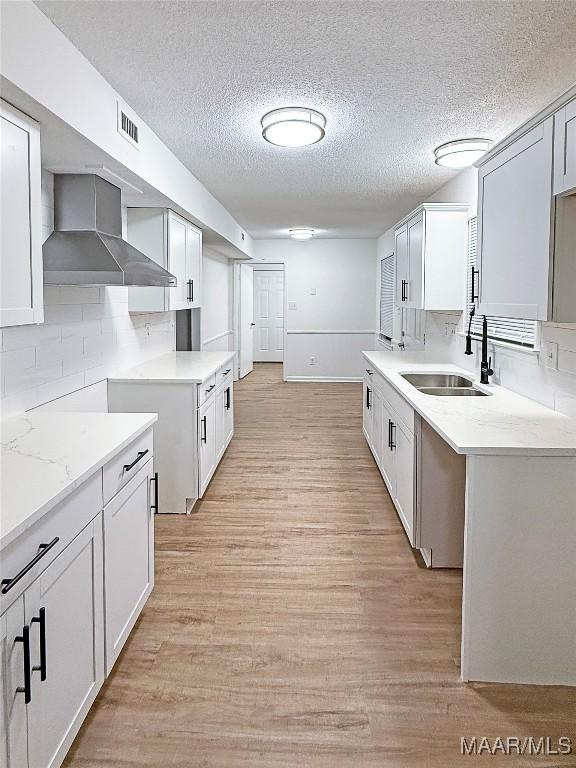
[250,322,256,326]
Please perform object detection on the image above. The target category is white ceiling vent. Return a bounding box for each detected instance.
[117,102,139,148]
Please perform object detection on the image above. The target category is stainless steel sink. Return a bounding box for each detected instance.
[401,373,474,388]
[417,387,489,397]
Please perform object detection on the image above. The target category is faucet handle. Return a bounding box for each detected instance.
[487,356,494,376]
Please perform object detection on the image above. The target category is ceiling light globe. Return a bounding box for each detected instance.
[262,108,326,147]
[434,139,493,168]
[289,228,315,240]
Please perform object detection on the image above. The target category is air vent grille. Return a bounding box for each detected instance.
[117,103,139,148]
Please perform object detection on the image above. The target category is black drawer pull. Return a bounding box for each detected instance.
[1,537,60,595]
[366,386,371,410]
[389,420,397,450]
[187,279,194,302]
[15,625,32,703]
[31,607,47,681]
[365,369,373,375]
[150,472,159,513]
[123,449,149,472]
[201,416,207,444]
[205,384,215,394]
[225,387,231,410]
[223,369,231,376]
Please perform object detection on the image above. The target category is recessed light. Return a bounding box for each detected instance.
[289,228,315,240]
[434,138,493,169]
[262,108,326,147]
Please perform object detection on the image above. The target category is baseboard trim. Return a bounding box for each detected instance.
[285,376,362,383]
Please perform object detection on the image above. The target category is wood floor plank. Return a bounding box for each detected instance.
[64,363,576,768]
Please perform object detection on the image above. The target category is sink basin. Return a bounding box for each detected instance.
[401,373,474,388]
[417,387,489,397]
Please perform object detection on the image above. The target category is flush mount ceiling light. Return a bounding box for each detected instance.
[434,138,493,169]
[289,228,315,240]
[261,107,326,147]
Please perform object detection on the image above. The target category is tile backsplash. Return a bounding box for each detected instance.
[0,171,175,416]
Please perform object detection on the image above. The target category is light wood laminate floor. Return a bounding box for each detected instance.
[66,363,575,768]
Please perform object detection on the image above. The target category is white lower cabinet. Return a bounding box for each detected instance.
[0,430,155,768]
[363,367,416,547]
[103,460,154,674]
[199,395,217,497]
[26,521,104,768]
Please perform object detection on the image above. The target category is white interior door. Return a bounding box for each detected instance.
[239,264,254,378]
[253,270,284,362]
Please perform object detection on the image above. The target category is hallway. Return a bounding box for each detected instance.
[65,364,576,768]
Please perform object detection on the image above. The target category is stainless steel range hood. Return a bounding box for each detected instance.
[43,175,177,287]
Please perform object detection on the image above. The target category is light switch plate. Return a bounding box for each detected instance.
[288,302,297,310]
[544,341,559,369]
[310,287,317,295]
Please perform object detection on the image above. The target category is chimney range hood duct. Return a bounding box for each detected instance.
[43,174,177,287]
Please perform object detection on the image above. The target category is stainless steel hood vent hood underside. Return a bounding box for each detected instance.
[43,174,177,287]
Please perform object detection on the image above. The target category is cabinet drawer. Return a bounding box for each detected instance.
[219,369,233,392]
[103,427,154,505]
[198,374,217,406]
[372,371,414,435]
[217,360,234,381]
[0,472,102,613]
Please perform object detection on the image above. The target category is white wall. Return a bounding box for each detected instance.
[0,172,175,416]
[253,239,377,380]
[377,166,576,418]
[201,247,234,352]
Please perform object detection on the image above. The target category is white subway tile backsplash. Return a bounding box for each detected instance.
[44,303,83,324]
[35,338,84,369]
[0,347,36,374]
[2,322,61,351]
[57,286,101,305]
[4,363,62,397]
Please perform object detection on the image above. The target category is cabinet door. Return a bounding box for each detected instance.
[393,422,415,546]
[167,212,189,311]
[185,224,202,308]
[406,212,424,309]
[224,384,234,447]
[477,118,554,320]
[394,224,409,307]
[362,379,374,448]
[127,208,167,313]
[1,102,43,328]
[554,97,576,195]
[26,520,104,768]
[198,397,216,497]
[0,597,28,768]
[215,386,226,464]
[371,386,384,469]
[379,403,396,496]
[102,462,154,674]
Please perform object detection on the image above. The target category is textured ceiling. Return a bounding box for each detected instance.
[36,1,576,238]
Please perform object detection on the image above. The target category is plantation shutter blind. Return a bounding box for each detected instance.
[466,218,536,348]
[380,254,394,341]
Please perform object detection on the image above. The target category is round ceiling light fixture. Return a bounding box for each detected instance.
[289,228,315,240]
[261,107,326,147]
[434,138,493,169]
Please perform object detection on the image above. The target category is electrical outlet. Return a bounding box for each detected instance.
[544,341,559,369]
[145,322,151,337]
[309,356,316,365]
[288,302,297,310]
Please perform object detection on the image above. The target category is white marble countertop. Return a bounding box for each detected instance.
[108,351,235,384]
[363,350,576,456]
[1,411,157,550]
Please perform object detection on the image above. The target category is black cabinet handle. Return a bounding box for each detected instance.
[1,537,60,595]
[15,625,32,703]
[150,472,159,513]
[31,607,46,681]
[365,369,373,376]
[225,387,231,410]
[223,369,231,376]
[389,420,397,450]
[470,266,479,303]
[205,384,215,394]
[365,386,371,409]
[401,279,408,302]
[201,416,207,444]
[187,279,194,302]
[123,449,149,472]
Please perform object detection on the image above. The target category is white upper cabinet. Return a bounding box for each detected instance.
[477,118,554,321]
[476,85,576,322]
[554,96,576,195]
[0,101,43,328]
[394,204,468,311]
[127,208,202,313]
